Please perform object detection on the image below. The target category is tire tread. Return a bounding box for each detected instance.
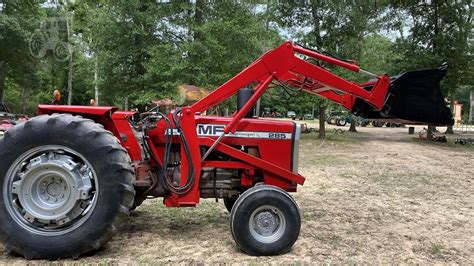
[0,114,135,259]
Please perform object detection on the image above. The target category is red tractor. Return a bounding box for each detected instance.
[0,107,28,137]
[0,42,452,259]
[0,119,14,135]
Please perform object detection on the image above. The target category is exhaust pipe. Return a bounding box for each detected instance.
[237,87,255,118]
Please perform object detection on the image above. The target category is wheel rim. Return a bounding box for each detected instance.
[249,205,286,243]
[4,145,99,236]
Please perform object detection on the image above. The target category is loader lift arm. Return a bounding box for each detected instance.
[191,41,391,122]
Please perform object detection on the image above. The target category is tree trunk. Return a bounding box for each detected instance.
[66,9,73,105]
[427,125,435,141]
[67,53,73,105]
[445,125,454,134]
[349,115,358,132]
[310,0,322,47]
[194,0,205,40]
[311,0,325,139]
[67,52,72,105]
[0,86,4,105]
[255,98,260,117]
[21,86,26,114]
[94,56,99,105]
[0,62,5,104]
[445,96,455,134]
[318,102,326,139]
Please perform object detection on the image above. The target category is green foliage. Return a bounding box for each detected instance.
[0,1,471,118]
[0,0,45,109]
[387,1,473,96]
[360,34,401,75]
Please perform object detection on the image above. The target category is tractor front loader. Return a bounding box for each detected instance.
[0,41,452,259]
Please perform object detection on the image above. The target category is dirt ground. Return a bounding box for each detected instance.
[1,123,473,264]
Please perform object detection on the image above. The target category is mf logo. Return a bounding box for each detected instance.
[197,124,224,136]
[167,124,291,139]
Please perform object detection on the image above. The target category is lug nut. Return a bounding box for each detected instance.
[41,189,46,194]
[80,165,87,173]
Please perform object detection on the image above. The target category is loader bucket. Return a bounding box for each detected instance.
[352,64,454,125]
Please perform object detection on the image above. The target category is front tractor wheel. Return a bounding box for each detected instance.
[230,185,301,256]
[0,114,135,259]
[224,196,238,213]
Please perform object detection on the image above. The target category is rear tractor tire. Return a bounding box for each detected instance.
[0,114,135,259]
[230,185,301,256]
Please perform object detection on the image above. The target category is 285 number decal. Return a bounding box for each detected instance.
[269,133,287,139]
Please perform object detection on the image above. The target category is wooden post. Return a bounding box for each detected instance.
[470,90,473,123]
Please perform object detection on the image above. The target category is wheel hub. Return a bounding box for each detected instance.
[254,211,279,235]
[6,147,97,233]
[45,180,62,197]
[39,174,69,204]
[249,205,286,243]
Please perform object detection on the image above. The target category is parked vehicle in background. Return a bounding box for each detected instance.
[0,113,15,137]
[303,113,314,120]
[385,122,403,127]
[324,111,394,128]
[287,110,296,119]
[325,111,347,125]
[372,120,386,127]
[359,118,370,127]
[336,116,347,126]
[0,111,29,137]
[0,118,15,130]
[261,108,283,118]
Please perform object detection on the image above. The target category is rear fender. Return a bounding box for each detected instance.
[37,105,141,161]
[38,105,118,117]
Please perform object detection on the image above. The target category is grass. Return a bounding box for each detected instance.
[430,243,445,255]
[301,130,364,144]
[412,242,452,260]
[338,170,453,199]
[309,232,343,246]
[135,199,228,226]
[409,137,474,151]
